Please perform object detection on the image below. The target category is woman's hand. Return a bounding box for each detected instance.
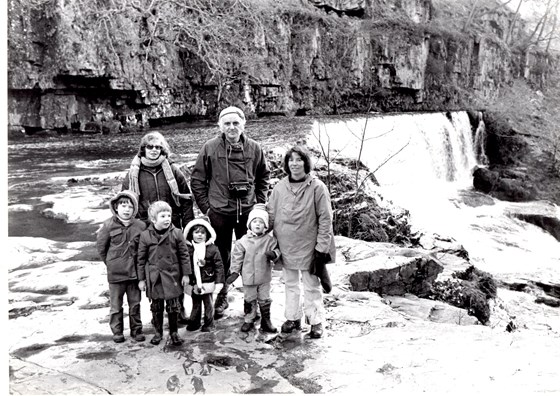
[226,272,239,285]
[138,280,146,292]
[264,250,277,261]
[314,250,331,264]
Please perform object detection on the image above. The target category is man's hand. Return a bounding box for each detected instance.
[138,280,146,292]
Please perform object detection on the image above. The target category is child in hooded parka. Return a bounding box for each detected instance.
[226,203,281,333]
[183,217,225,332]
[96,190,147,343]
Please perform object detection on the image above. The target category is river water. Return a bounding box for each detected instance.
[309,112,560,286]
[7,113,560,285]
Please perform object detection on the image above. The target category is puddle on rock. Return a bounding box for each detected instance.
[55,335,89,344]
[76,350,117,361]
[11,343,52,359]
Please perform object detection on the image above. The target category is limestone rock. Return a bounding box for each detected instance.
[473,166,537,202]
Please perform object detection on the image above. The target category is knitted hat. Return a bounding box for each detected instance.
[109,190,139,218]
[247,203,269,230]
[219,106,245,121]
[184,216,216,245]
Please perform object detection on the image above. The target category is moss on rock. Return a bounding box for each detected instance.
[431,265,498,324]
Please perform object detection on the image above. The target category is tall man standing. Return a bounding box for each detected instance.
[190,106,270,318]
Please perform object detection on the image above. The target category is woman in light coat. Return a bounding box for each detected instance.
[267,146,336,339]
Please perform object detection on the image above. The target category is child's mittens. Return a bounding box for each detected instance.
[226,272,239,285]
[264,250,277,261]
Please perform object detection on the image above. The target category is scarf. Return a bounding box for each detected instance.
[128,155,181,206]
[192,241,207,289]
[117,216,133,227]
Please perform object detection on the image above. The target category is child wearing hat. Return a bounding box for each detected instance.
[96,190,147,343]
[137,201,191,346]
[226,203,281,333]
[183,217,225,332]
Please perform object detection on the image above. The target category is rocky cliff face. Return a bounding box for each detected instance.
[7,0,556,133]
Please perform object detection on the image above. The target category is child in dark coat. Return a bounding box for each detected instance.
[227,204,280,333]
[96,190,147,343]
[183,217,225,332]
[137,201,191,346]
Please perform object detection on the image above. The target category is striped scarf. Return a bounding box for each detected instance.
[128,155,181,206]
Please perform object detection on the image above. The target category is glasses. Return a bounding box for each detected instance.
[146,144,162,150]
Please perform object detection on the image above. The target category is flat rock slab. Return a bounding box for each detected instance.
[8,235,560,394]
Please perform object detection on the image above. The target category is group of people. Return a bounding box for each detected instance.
[96,106,336,346]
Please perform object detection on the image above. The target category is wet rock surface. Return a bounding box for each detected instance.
[8,234,560,394]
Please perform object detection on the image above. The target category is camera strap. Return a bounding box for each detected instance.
[225,143,250,186]
[226,143,249,223]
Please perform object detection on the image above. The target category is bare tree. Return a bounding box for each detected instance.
[313,112,410,237]
[505,0,525,43]
[545,1,559,52]
[463,0,516,32]
[24,0,305,109]
[517,0,560,50]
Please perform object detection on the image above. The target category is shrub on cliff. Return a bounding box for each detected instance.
[430,265,498,324]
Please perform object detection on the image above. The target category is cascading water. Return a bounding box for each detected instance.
[309,111,560,286]
[312,112,478,187]
[473,112,489,166]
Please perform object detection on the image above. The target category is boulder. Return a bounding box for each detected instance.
[512,213,560,242]
[348,255,443,297]
[473,166,537,202]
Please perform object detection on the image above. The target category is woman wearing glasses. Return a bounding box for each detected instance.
[122,131,194,229]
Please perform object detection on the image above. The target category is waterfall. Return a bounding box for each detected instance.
[473,112,489,165]
[308,112,560,275]
[308,111,484,234]
[310,111,480,190]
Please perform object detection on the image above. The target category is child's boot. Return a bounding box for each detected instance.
[150,310,164,345]
[240,300,257,332]
[259,300,277,333]
[187,298,202,331]
[168,312,184,345]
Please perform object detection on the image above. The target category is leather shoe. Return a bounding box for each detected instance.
[309,323,323,339]
[112,334,125,343]
[133,333,146,342]
[280,319,301,334]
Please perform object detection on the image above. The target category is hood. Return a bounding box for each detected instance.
[110,190,139,218]
[183,216,217,246]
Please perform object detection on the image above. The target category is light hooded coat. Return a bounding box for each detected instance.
[230,231,280,286]
[267,174,336,270]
